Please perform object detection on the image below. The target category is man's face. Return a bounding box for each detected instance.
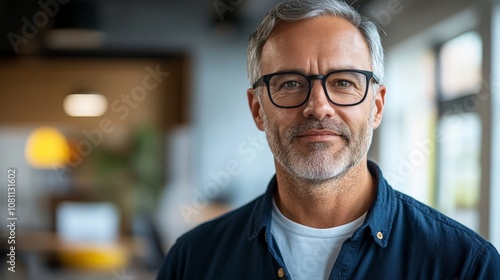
[248,16,385,182]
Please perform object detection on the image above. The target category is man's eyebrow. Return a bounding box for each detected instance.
[324,65,366,72]
[272,68,306,74]
[273,65,368,75]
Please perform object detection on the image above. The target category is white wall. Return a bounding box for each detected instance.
[193,41,274,207]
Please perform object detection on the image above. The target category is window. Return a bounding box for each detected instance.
[439,32,482,100]
[436,32,483,232]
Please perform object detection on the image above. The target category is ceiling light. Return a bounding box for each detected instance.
[63,92,108,117]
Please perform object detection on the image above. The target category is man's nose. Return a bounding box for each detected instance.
[302,80,336,120]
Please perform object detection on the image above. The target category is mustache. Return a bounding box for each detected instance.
[288,119,351,140]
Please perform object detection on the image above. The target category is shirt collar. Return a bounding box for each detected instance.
[248,161,395,248]
[248,175,276,241]
[355,161,395,248]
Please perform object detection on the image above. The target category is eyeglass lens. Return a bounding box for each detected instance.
[268,71,368,107]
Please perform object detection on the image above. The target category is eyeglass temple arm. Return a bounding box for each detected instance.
[252,77,265,89]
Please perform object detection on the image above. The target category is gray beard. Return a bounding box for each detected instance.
[262,103,375,183]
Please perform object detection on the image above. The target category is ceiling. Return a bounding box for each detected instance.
[0,0,376,56]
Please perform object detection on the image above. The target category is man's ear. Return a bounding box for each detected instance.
[247,88,265,131]
[372,84,386,130]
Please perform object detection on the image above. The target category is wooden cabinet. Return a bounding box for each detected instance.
[0,56,189,128]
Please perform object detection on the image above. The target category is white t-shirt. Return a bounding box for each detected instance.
[271,200,366,280]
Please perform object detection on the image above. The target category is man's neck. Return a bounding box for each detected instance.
[274,160,376,228]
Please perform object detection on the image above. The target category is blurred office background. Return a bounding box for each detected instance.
[0,0,499,279]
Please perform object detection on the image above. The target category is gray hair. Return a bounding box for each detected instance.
[247,0,385,87]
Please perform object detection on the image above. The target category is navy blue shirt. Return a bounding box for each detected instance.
[157,161,500,279]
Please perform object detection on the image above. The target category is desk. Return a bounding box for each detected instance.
[2,231,153,280]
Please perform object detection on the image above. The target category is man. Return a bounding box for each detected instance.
[157,0,500,279]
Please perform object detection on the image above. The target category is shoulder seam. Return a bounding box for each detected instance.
[394,191,485,246]
[464,241,498,279]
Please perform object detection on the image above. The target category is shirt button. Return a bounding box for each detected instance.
[377,231,384,240]
[277,267,285,278]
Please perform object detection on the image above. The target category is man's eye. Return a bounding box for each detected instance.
[336,80,352,87]
[283,81,301,88]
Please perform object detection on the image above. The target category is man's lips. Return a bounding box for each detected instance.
[296,129,342,141]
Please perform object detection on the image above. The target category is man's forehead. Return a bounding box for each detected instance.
[261,16,371,72]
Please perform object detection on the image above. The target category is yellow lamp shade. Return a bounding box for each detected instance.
[58,244,129,271]
[25,127,70,168]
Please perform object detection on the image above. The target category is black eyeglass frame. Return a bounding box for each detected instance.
[252,69,380,108]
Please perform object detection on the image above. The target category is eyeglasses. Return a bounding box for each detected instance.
[252,69,379,108]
